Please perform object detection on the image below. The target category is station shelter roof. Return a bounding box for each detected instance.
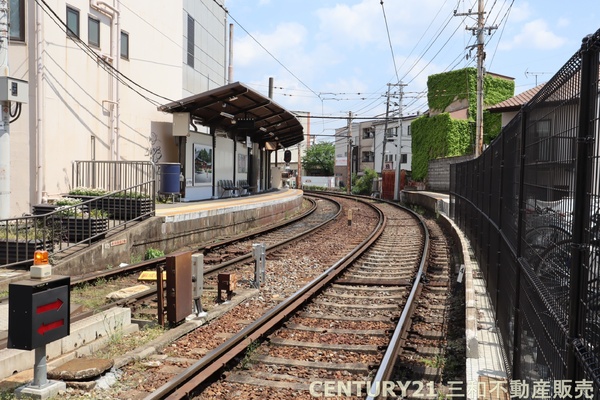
[158,82,304,149]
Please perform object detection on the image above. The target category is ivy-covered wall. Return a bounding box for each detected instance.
[411,113,472,181]
[413,68,514,181]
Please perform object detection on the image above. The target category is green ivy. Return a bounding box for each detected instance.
[427,68,514,121]
[411,113,472,181]
[414,68,514,180]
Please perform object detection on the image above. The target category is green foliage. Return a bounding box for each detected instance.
[55,197,109,219]
[144,247,165,260]
[414,69,514,181]
[301,142,335,176]
[427,68,476,113]
[411,113,472,180]
[427,68,515,121]
[69,187,109,196]
[352,169,378,195]
[69,187,150,199]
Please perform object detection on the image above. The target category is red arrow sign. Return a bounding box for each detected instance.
[37,319,65,335]
[36,299,64,314]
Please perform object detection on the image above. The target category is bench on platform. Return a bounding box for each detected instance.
[237,180,255,196]
[218,179,240,198]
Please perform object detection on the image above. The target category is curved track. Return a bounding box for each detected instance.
[144,196,429,400]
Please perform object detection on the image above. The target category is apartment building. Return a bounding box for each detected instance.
[334,116,416,188]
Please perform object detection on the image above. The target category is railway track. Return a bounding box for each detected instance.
[143,198,429,399]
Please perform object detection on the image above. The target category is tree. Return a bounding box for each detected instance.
[301,142,335,176]
[352,168,378,195]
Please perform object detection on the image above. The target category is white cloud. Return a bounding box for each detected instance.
[501,19,567,51]
[234,22,307,67]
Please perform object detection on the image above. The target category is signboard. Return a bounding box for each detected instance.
[8,276,70,350]
[335,157,347,167]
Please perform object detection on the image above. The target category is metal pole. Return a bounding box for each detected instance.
[346,112,352,194]
[32,346,48,387]
[566,33,597,381]
[228,24,234,84]
[394,83,406,201]
[380,85,391,174]
[0,0,10,218]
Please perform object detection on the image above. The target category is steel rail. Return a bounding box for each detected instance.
[143,195,386,400]
[203,195,341,275]
[366,199,430,400]
[0,197,322,351]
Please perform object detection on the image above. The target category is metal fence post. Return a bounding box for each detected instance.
[566,33,598,381]
[511,108,528,378]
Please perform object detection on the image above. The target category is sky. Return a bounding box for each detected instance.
[224,0,599,141]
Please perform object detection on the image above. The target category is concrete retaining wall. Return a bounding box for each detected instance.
[52,193,303,277]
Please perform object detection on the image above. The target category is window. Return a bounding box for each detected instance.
[88,17,100,48]
[362,128,374,139]
[66,6,80,38]
[9,0,24,41]
[120,31,129,59]
[400,154,408,164]
[407,125,411,136]
[534,119,552,161]
[187,14,195,67]
[362,151,374,163]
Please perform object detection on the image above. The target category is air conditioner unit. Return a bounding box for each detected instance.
[384,162,394,170]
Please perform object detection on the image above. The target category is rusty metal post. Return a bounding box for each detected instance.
[157,263,164,327]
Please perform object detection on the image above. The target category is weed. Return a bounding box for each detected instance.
[144,247,165,260]
[421,354,446,369]
[130,253,143,264]
[240,340,260,369]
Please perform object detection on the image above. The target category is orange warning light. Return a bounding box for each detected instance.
[33,250,49,265]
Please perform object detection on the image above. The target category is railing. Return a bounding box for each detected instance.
[72,160,155,192]
[0,180,155,268]
[450,28,600,395]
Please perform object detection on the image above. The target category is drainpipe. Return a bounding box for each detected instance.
[90,0,120,161]
[0,1,9,218]
[35,0,45,204]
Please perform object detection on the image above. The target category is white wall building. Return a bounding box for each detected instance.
[3,0,227,217]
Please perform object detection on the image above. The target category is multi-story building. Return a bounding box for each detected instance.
[3,0,228,217]
[334,116,417,190]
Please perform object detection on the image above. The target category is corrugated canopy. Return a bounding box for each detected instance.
[158,82,304,148]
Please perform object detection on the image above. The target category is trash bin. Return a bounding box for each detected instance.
[159,163,181,194]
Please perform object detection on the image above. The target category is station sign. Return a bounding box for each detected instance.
[8,275,70,350]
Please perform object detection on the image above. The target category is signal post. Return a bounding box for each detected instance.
[8,251,70,399]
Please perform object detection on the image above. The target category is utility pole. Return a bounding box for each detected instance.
[380,83,404,174]
[0,1,10,218]
[394,83,407,201]
[456,0,496,157]
[380,85,391,174]
[346,111,352,194]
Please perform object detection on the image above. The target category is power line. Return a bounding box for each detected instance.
[379,1,400,84]
[211,0,321,100]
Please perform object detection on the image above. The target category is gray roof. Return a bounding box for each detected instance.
[158,82,304,148]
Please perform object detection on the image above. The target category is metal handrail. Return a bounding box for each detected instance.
[0,181,155,268]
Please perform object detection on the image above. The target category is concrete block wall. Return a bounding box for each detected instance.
[427,155,474,192]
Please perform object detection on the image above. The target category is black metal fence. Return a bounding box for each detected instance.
[451,29,600,395]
